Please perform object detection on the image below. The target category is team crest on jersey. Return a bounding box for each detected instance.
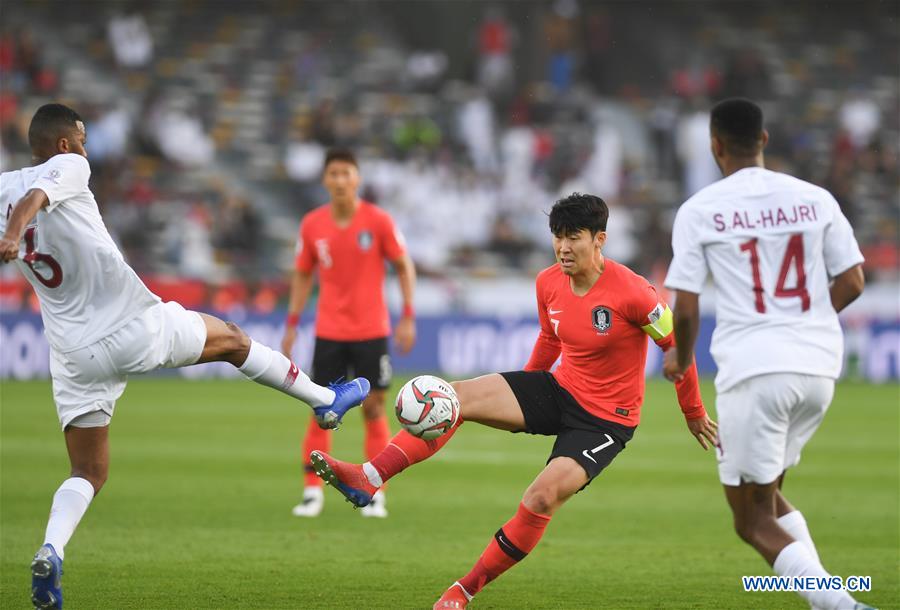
[357,230,373,251]
[591,306,612,334]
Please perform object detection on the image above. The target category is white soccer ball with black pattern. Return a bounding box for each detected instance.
[394,375,460,440]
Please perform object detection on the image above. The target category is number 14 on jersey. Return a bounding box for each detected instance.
[739,233,810,314]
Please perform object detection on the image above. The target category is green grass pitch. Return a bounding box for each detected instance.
[1,377,897,609]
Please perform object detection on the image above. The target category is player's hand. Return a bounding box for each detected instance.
[662,348,687,382]
[686,415,718,451]
[394,316,416,354]
[0,236,19,263]
[281,326,297,357]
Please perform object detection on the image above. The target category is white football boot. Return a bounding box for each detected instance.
[359,489,388,518]
[291,486,324,517]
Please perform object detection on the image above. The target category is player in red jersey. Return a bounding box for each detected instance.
[282,148,417,519]
[309,193,718,608]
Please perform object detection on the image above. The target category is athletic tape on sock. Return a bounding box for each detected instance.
[493,528,528,561]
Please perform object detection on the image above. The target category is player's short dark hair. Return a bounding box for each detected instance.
[549,193,609,236]
[323,147,358,171]
[28,103,83,152]
[710,98,765,157]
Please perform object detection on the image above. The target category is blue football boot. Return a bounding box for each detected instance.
[31,544,63,609]
[313,377,370,429]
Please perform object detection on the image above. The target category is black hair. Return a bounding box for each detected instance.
[28,103,83,152]
[323,147,358,171]
[710,98,765,157]
[548,193,608,236]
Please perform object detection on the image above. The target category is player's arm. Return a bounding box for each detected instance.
[641,293,716,450]
[380,212,417,354]
[524,281,561,371]
[0,188,49,263]
[667,290,700,376]
[391,253,417,354]
[643,298,703,414]
[663,203,706,377]
[282,219,318,356]
[830,264,864,313]
[822,195,865,313]
[281,269,314,356]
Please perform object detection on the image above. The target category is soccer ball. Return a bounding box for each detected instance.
[395,375,460,440]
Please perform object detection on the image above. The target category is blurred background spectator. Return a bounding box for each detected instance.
[1,0,897,312]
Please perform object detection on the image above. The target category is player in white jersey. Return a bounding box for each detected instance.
[0,104,371,610]
[663,98,872,610]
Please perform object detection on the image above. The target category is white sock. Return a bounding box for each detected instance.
[778,510,821,564]
[362,462,383,487]
[303,487,323,500]
[772,541,857,610]
[43,477,94,560]
[238,340,335,407]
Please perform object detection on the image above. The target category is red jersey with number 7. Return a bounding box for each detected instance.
[525,260,705,427]
[295,201,407,341]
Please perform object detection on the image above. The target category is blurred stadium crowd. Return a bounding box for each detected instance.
[1,0,897,311]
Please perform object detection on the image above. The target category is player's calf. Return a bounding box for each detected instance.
[453,503,551,603]
[67,467,106,497]
[232,338,367,424]
[725,482,794,564]
[197,315,251,366]
[64,424,109,495]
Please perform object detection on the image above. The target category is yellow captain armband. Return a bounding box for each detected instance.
[641,303,674,341]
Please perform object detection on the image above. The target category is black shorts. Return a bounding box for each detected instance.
[311,337,392,390]
[500,370,636,483]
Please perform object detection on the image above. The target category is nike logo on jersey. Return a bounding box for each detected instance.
[549,308,563,315]
[582,434,615,463]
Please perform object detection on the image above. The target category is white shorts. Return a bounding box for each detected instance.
[50,301,207,429]
[716,373,834,486]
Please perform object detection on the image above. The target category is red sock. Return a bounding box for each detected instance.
[458,503,551,596]
[369,419,462,483]
[303,415,332,488]
[364,416,391,462]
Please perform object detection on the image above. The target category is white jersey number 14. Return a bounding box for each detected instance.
[739,233,810,314]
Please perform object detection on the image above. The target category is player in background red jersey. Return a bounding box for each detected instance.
[310,193,717,608]
[282,148,417,519]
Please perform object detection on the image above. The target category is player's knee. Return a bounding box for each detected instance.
[450,379,481,420]
[450,380,468,405]
[522,486,559,516]
[221,321,250,356]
